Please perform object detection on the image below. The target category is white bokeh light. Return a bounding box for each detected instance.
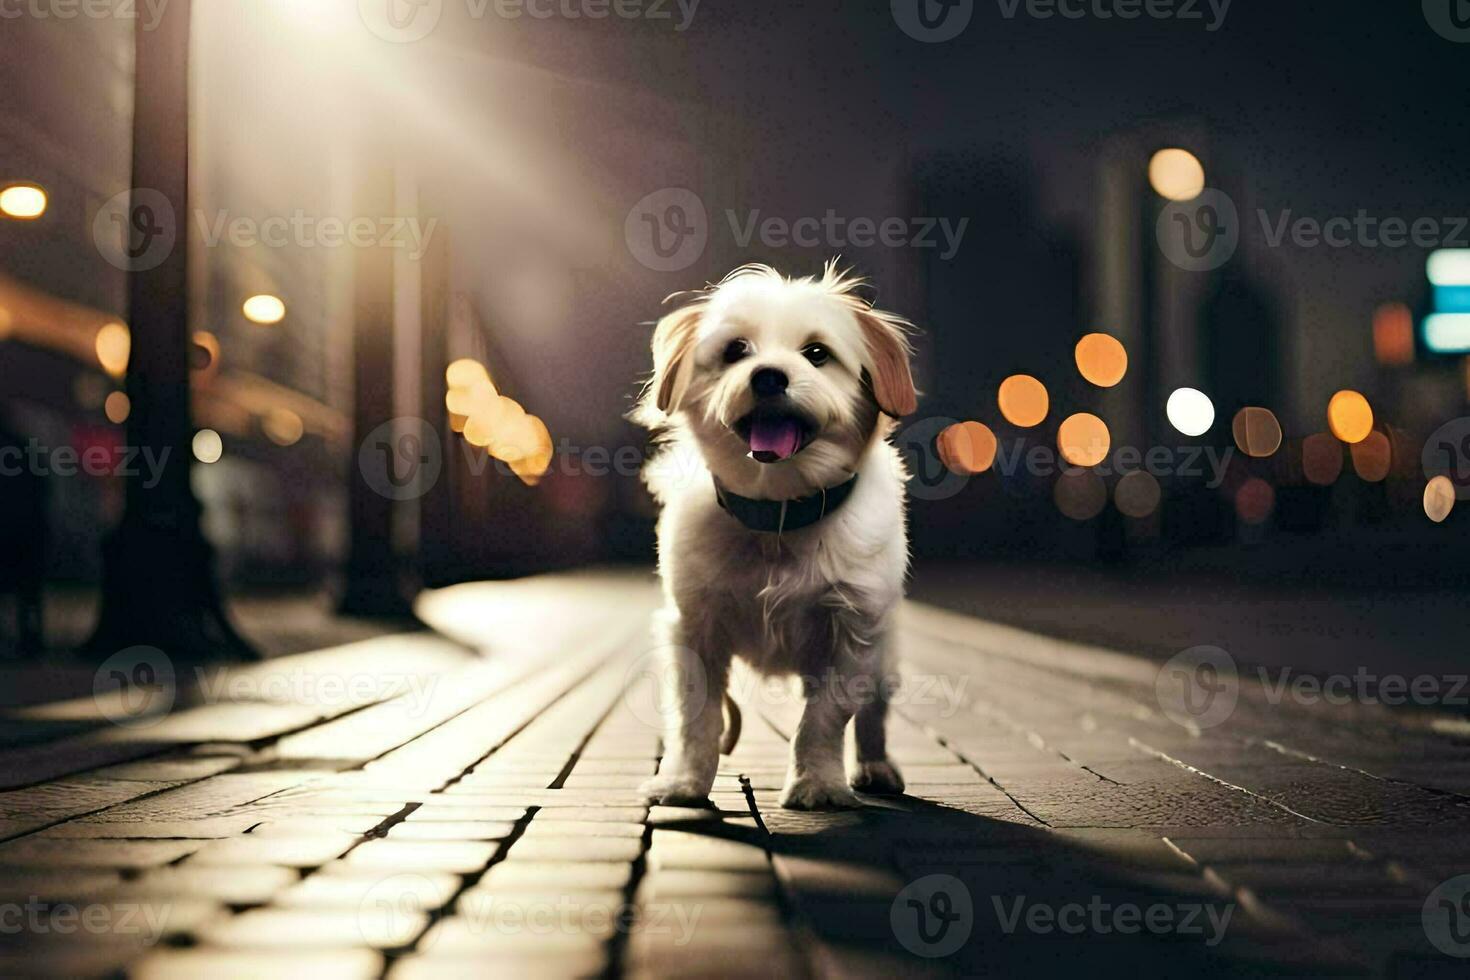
[1166,387,1215,437]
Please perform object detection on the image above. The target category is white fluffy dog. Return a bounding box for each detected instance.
[635,262,917,810]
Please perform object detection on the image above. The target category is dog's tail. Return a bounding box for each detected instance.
[719,692,742,755]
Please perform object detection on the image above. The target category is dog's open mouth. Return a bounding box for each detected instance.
[735,409,815,463]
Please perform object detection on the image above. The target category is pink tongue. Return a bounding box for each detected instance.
[749,417,801,460]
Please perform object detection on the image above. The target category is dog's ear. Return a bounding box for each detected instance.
[855,307,918,418]
[651,302,704,415]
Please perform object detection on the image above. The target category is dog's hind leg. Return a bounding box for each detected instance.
[849,661,905,795]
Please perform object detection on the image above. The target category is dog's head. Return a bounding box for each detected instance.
[639,261,917,499]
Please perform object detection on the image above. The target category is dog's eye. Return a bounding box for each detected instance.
[722,339,751,364]
[801,343,832,367]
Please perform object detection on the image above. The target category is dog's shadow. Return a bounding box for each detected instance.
[647,794,1322,979]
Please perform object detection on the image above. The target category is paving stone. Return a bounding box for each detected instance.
[479,860,633,891]
[187,832,359,868]
[339,840,499,874]
[0,838,204,870]
[648,833,771,872]
[454,887,630,940]
[1164,836,1364,864]
[402,804,528,823]
[199,906,427,949]
[108,865,300,904]
[520,819,645,839]
[418,915,611,955]
[249,815,389,836]
[507,835,642,863]
[0,869,121,902]
[388,949,606,979]
[275,871,461,910]
[386,820,516,841]
[639,869,780,899]
[130,947,383,980]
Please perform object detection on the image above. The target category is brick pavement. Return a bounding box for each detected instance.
[0,573,1468,977]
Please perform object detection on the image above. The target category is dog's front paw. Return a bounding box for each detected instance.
[849,759,906,796]
[640,773,715,808]
[779,776,862,810]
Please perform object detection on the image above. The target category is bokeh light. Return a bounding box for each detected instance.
[1349,431,1391,482]
[998,375,1049,428]
[1235,478,1275,525]
[192,429,223,464]
[1054,468,1107,521]
[1327,390,1373,444]
[1372,303,1414,366]
[1057,413,1110,467]
[1231,407,1282,458]
[0,183,47,219]
[95,322,131,378]
[1114,470,1161,519]
[242,294,286,325]
[191,331,221,376]
[1074,333,1128,388]
[262,408,305,447]
[1425,476,1455,523]
[1301,433,1343,486]
[1147,148,1205,202]
[104,391,130,424]
[937,421,997,475]
[1166,387,1214,437]
[446,358,490,389]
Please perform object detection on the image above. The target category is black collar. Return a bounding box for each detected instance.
[714,474,859,534]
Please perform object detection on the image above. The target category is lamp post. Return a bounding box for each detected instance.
[85,0,256,661]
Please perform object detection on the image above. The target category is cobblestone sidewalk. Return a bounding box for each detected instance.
[1,573,1468,978]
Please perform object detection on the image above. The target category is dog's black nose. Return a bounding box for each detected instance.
[750,368,788,399]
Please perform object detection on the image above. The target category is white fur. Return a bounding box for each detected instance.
[636,263,915,810]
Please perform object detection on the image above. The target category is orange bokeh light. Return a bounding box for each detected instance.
[1074,334,1128,388]
[1349,431,1391,482]
[1372,303,1414,366]
[937,421,998,475]
[1231,407,1283,459]
[1057,413,1110,468]
[998,375,1049,428]
[1301,433,1344,486]
[1327,390,1374,444]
